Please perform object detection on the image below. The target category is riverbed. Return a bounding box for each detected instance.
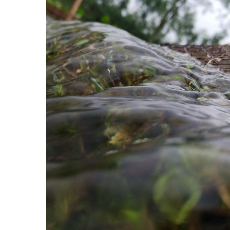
[46,19,230,230]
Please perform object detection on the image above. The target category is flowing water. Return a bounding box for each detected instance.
[46,20,230,230]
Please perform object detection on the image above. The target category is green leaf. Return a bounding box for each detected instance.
[46,84,64,96]
[121,210,140,223]
[186,64,193,69]
[91,78,104,92]
[153,169,201,224]
[100,15,110,24]
[197,97,208,101]
[76,7,84,18]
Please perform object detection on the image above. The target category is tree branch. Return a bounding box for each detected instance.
[149,0,178,43]
[66,0,83,21]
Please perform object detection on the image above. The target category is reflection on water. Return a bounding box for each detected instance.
[46,20,230,230]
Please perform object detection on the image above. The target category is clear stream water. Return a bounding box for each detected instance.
[46,20,230,230]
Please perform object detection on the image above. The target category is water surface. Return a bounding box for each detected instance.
[46,20,230,230]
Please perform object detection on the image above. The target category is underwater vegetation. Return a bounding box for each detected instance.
[46,20,230,230]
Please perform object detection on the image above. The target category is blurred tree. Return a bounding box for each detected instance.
[136,0,229,44]
[137,0,199,43]
[46,0,229,45]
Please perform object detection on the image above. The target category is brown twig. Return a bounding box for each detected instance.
[66,0,83,21]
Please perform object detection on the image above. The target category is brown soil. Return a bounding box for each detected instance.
[162,44,230,74]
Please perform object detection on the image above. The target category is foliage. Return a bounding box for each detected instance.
[46,0,229,46]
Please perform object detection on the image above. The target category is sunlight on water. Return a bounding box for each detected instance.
[46,20,230,230]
